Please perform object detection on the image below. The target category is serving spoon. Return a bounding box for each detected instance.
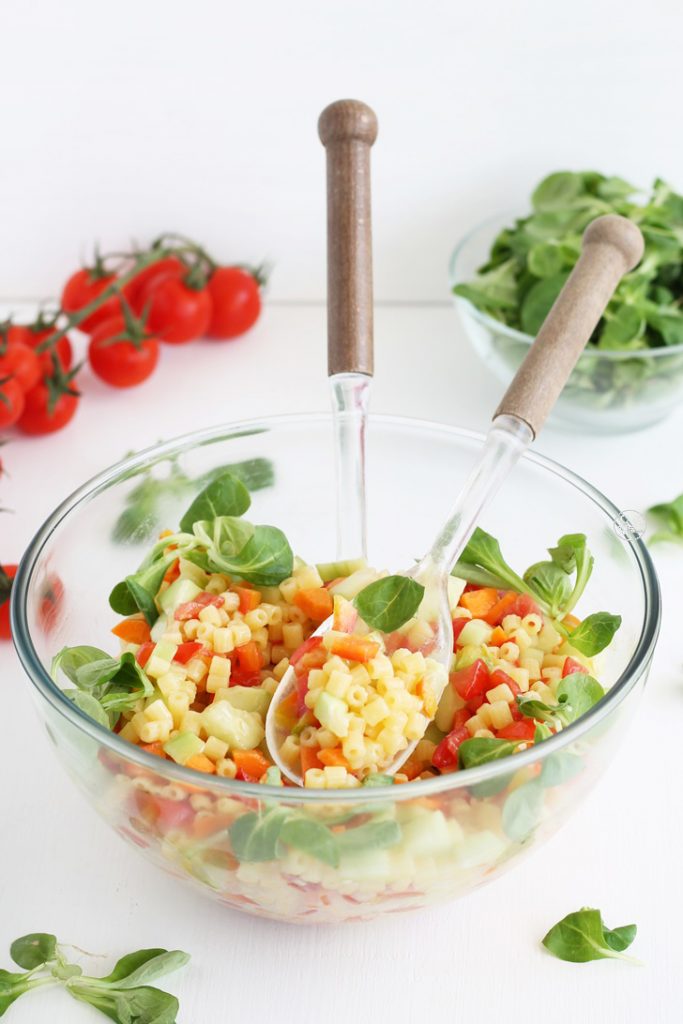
[322,100,378,561]
[267,209,643,784]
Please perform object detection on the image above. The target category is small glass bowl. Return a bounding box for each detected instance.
[450,214,683,433]
[12,415,660,923]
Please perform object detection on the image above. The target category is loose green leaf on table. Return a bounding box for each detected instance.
[648,492,683,544]
[9,933,57,971]
[542,907,639,963]
[355,575,425,632]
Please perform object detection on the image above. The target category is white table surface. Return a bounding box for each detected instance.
[1,303,681,1023]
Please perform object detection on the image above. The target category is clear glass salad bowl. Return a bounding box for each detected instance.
[450,214,683,433]
[12,414,659,924]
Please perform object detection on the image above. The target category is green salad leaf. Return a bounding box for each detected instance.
[458,737,520,769]
[53,646,153,727]
[278,818,340,867]
[542,907,639,963]
[648,492,683,544]
[502,780,544,842]
[0,933,190,1020]
[455,528,531,597]
[517,672,604,729]
[207,524,293,585]
[354,575,425,632]
[567,612,621,656]
[179,471,251,532]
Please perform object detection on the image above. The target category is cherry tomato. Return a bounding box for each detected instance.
[127,256,186,315]
[207,267,261,339]
[0,564,17,641]
[26,328,73,375]
[62,268,122,333]
[88,316,160,388]
[0,342,40,392]
[145,275,212,344]
[17,381,79,435]
[0,378,24,428]
[38,574,65,634]
[4,325,32,346]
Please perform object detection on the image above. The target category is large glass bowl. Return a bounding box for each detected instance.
[12,414,659,923]
[450,214,683,433]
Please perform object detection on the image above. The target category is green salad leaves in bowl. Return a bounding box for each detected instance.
[450,172,683,432]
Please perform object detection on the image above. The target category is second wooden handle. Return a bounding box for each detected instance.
[494,214,644,436]
[319,99,378,377]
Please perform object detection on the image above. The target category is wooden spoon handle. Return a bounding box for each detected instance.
[494,214,644,436]
[319,99,378,376]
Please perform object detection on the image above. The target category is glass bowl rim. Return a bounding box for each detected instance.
[448,211,683,360]
[11,411,661,803]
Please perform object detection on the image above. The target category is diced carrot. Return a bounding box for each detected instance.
[232,749,271,779]
[277,690,298,722]
[235,640,263,675]
[328,634,380,663]
[233,586,262,614]
[300,745,323,774]
[163,559,180,585]
[290,635,323,667]
[135,641,154,667]
[191,812,234,839]
[158,529,174,539]
[111,618,151,645]
[185,753,217,774]
[562,613,581,630]
[317,748,350,769]
[459,587,499,618]
[293,587,334,624]
[400,758,422,781]
[140,742,167,758]
[488,626,508,647]
[484,591,517,626]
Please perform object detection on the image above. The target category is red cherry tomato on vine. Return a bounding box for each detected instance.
[4,325,32,347]
[0,564,18,641]
[127,256,186,315]
[62,268,122,333]
[88,316,160,388]
[17,382,79,435]
[207,267,261,339]
[0,343,40,392]
[0,378,24,428]
[26,329,73,375]
[145,276,212,344]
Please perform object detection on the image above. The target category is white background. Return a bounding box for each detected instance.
[1,1,683,1022]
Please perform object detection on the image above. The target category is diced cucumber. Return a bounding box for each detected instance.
[163,731,204,765]
[152,639,178,664]
[448,575,467,608]
[458,618,493,647]
[328,568,381,600]
[400,809,454,857]
[219,685,270,716]
[159,578,202,614]
[454,643,486,670]
[201,702,264,750]
[316,558,368,583]
[314,691,349,738]
[456,829,506,868]
[150,613,170,643]
[178,558,210,589]
[338,850,392,881]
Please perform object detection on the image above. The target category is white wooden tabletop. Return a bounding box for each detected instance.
[1,303,681,1022]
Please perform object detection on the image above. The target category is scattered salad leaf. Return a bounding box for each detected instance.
[648,492,683,545]
[567,612,621,656]
[179,471,251,533]
[10,933,57,971]
[0,933,189,1021]
[354,575,425,632]
[542,908,639,963]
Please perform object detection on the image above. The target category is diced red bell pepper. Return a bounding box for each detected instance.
[296,670,310,717]
[466,693,486,713]
[563,656,588,678]
[511,593,541,618]
[173,641,205,664]
[135,641,154,668]
[290,635,323,668]
[235,767,259,783]
[451,658,490,701]
[328,634,380,663]
[432,725,470,769]
[174,592,224,621]
[488,668,521,698]
[163,559,181,585]
[496,719,536,741]
[453,707,471,729]
[235,640,263,675]
[452,617,469,647]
